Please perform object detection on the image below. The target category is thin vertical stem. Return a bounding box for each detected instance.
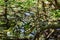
[4,0,9,29]
[54,0,58,6]
[42,1,46,13]
[34,0,40,40]
[4,0,8,19]
[54,0,59,9]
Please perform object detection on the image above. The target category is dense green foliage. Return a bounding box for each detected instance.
[0,0,60,40]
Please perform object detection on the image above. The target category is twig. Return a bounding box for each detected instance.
[47,29,54,38]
